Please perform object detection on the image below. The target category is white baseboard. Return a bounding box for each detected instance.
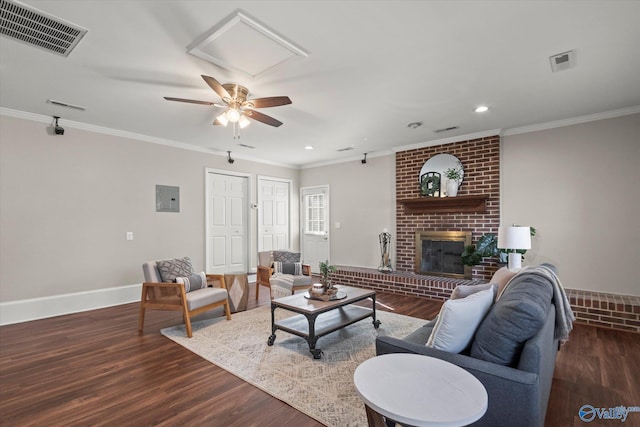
[0,284,142,326]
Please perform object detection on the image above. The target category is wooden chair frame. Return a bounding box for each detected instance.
[256,263,312,299]
[138,274,231,338]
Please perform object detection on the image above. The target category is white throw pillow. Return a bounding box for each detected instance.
[450,282,498,301]
[426,288,494,353]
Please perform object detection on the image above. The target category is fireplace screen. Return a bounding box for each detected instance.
[415,231,472,279]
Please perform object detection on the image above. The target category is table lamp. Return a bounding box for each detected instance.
[497,225,531,270]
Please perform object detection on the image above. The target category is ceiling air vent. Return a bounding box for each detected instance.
[549,50,576,72]
[434,126,459,134]
[337,146,354,152]
[47,99,86,111]
[0,0,87,57]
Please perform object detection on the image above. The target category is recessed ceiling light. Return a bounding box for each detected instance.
[474,105,489,113]
[305,145,314,150]
[407,122,422,129]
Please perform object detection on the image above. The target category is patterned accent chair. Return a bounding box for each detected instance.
[256,250,312,299]
[138,257,231,338]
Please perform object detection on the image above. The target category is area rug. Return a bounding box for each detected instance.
[161,305,427,426]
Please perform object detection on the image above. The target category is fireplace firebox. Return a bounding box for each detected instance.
[415,231,472,279]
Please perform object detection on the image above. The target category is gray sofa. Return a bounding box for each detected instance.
[376,267,560,427]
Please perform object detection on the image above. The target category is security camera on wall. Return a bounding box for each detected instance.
[47,116,64,136]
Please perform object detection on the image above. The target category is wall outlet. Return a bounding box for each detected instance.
[126,232,134,241]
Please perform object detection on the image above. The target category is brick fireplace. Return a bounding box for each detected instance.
[332,135,500,300]
[395,135,501,281]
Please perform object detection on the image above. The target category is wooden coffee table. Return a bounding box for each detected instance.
[267,285,380,359]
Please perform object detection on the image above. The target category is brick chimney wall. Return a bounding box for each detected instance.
[395,135,501,281]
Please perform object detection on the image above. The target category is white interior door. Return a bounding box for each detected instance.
[206,172,248,274]
[258,177,290,251]
[301,185,330,274]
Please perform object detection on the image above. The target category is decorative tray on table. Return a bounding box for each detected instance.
[304,288,347,301]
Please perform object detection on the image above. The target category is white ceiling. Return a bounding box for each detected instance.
[2,0,639,168]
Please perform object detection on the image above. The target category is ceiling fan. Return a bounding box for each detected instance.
[164,75,291,138]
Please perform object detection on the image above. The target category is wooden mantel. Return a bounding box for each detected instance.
[398,195,488,214]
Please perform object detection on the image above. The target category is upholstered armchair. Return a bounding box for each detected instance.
[138,257,231,338]
[256,250,312,299]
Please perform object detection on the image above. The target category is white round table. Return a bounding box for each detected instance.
[353,353,488,427]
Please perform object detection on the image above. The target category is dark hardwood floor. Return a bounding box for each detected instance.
[1,284,638,427]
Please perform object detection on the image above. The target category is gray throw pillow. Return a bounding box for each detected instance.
[175,272,207,292]
[273,251,300,263]
[470,270,553,367]
[273,261,302,275]
[157,257,193,282]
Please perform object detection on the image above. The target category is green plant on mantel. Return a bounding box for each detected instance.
[461,227,537,266]
[444,163,463,183]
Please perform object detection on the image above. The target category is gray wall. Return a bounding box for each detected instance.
[501,113,640,296]
[0,115,299,302]
[300,154,396,269]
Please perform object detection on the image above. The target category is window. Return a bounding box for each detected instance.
[305,193,326,235]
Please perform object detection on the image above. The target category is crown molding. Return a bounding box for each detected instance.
[503,105,640,136]
[0,107,297,169]
[300,149,394,169]
[392,129,503,153]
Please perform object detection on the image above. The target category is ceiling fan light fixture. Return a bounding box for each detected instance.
[227,108,241,123]
[238,114,251,129]
[216,112,229,126]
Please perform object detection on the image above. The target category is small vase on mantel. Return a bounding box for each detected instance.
[446,179,458,197]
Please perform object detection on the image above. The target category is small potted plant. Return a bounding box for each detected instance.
[319,260,337,292]
[444,164,463,197]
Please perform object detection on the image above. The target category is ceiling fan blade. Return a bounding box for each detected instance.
[245,110,283,127]
[201,75,231,100]
[244,96,292,109]
[164,96,214,106]
[213,118,225,125]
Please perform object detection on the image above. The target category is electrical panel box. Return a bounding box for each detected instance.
[156,185,180,212]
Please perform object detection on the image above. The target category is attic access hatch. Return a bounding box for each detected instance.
[0,0,87,56]
[188,10,309,78]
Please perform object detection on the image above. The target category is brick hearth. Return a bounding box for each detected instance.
[331,267,640,334]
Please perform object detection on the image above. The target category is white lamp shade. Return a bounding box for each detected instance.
[497,226,531,250]
[216,112,229,126]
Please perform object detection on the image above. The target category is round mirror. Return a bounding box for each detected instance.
[419,153,464,197]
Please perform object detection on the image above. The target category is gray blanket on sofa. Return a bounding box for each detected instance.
[498,264,575,342]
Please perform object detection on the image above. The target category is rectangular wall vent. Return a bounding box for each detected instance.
[0,0,87,57]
